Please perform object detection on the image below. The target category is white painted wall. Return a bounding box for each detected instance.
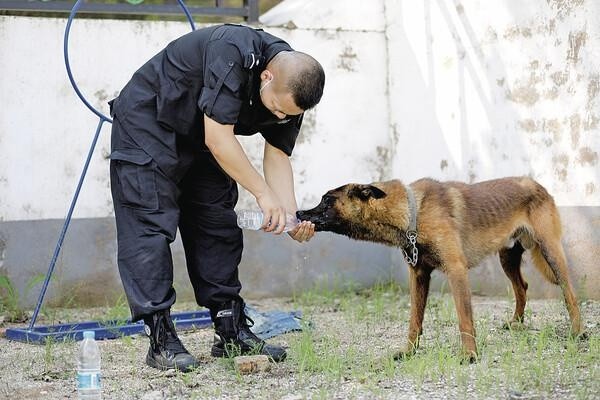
[1,0,598,223]
[385,0,600,206]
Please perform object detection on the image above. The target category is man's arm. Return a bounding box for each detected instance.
[263,141,315,242]
[263,141,298,212]
[204,115,287,233]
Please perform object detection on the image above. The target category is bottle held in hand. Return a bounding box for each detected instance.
[236,209,299,232]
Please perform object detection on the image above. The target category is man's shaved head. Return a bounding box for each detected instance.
[270,51,325,111]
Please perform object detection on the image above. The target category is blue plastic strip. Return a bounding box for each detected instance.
[11,310,211,344]
[9,307,303,344]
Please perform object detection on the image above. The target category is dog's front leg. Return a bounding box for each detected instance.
[394,266,432,360]
[446,264,477,363]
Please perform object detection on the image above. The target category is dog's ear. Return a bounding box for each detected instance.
[349,185,387,201]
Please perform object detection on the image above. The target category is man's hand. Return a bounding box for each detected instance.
[287,220,315,243]
[255,188,287,234]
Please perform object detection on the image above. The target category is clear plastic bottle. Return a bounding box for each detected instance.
[76,330,101,399]
[236,209,299,232]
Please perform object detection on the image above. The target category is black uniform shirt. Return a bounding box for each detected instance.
[112,24,302,157]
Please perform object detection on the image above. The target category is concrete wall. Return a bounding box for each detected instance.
[0,0,598,308]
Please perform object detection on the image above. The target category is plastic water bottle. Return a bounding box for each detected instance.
[77,330,101,399]
[236,209,299,232]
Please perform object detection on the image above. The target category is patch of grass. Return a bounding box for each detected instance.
[0,273,45,322]
[291,285,599,399]
[99,294,131,336]
[291,321,346,380]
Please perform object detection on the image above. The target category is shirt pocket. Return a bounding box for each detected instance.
[110,149,159,211]
[198,56,243,124]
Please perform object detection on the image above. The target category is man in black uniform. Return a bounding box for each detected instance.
[108,24,325,372]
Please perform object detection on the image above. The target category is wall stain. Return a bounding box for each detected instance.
[484,27,498,43]
[545,119,562,141]
[583,113,599,130]
[587,74,599,107]
[552,153,569,182]
[467,159,476,183]
[548,0,585,20]
[100,147,110,160]
[570,114,581,149]
[577,147,598,166]
[519,119,537,132]
[567,30,587,63]
[64,164,76,179]
[375,146,390,181]
[550,70,569,86]
[506,85,539,106]
[518,118,563,142]
[540,18,557,34]
[296,109,317,146]
[585,183,595,196]
[94,89,109,102]
[544,86,559,100]
[337,45,358,72]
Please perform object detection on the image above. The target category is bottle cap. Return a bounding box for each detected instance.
[83,330,95,339]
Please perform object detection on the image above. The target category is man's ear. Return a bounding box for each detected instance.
[261,69,273,81]
[349,185,387,201]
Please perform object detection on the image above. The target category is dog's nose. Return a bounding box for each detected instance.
[296,210,305,220]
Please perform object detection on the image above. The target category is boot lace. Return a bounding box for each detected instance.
[157,314,188,355]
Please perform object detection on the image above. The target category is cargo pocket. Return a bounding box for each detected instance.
[110,149,159,211]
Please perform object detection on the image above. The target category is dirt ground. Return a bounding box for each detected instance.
[0,294,598,399]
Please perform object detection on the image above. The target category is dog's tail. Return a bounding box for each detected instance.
[529,245,560,285]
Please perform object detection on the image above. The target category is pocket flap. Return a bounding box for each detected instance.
[110,149,152,165]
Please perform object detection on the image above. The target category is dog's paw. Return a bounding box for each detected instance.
[460,350,478,364]
[392,348,415,361]
[573,330,589,341]
[369,354,396,372]
[502,320,526,331]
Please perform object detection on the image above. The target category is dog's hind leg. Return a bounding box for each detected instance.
[499,242,528,328]
[531,239,582,336]
[394,265,433,360]
[530,206,582,336]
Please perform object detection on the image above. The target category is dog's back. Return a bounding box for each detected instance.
[412,176,560,269]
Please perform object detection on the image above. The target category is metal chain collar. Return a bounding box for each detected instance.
[402,186,419,267]
[402,230,418,267]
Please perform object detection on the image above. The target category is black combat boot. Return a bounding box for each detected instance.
[210,300,287,362]
[143,309,198,372]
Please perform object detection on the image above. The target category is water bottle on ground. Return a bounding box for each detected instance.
[236,209,299,232]
[77,330,101,399]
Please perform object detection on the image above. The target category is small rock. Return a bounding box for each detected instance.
[280,395,303,400]
[141,389,166,400]
[234,355,271,375]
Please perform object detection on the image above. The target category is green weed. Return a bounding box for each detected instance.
[0,273,45,322]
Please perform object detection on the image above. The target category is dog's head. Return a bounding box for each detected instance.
[297,182,404,244]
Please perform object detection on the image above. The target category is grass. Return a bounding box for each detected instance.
[2,280,597,399]
[287,281,599,399]
[0,273,45,322]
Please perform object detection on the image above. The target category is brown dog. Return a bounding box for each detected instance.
[297,177,582,361]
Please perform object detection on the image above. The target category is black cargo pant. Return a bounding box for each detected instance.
[109,117,243,322]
